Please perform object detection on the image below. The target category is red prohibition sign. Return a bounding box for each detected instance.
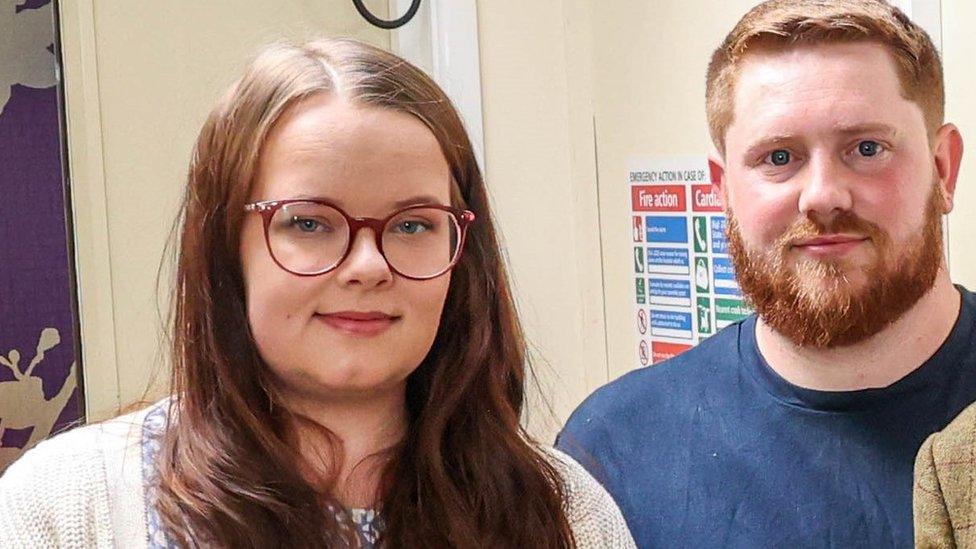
[638,340,650,366]
[637,309,648,335]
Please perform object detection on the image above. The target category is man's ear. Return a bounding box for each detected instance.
[933,123,964,213]
[708,154,728,210]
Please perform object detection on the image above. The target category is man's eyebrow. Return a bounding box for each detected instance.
[742,135,795,160]
[832,123,900,139]
[740,124,901,160]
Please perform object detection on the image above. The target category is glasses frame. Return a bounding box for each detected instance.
[244,198,476,280]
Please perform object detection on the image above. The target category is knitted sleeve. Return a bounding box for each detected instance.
[545,447,637,548]
[0,425,115,548]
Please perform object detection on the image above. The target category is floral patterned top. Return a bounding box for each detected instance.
[141,401,382,547]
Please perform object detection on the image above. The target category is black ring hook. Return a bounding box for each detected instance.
[352,0,422,30]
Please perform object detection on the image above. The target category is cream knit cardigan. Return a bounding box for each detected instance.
[0,405,635,548]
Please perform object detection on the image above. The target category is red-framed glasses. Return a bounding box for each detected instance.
[244,199,476,280]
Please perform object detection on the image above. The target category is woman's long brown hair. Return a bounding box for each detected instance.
[155,39,575,547]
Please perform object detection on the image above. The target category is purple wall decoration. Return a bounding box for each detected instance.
[0,0,83,472]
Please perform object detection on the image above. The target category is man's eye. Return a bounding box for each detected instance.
[857,140,881,157]
[766,149,791,166]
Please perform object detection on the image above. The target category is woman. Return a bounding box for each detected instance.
[0,39,634,547]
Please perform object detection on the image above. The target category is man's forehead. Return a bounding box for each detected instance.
[725,41,919,146]
[734,41,900,88]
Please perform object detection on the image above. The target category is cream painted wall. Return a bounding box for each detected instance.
[590,0,976,385]
[590,0,760,383]
[61,0,976,436]
[60,1,391,420]
[59,0,605,439]
[489,0,976,439]
[943,0,976,286]
[475,0,605,440]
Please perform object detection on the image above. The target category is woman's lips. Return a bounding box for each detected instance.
[315,311,399,337]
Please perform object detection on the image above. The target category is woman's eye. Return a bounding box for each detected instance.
[290,217,327,232]
[394,220,430,234]
[766,149,791,166]
[857,140,882,157]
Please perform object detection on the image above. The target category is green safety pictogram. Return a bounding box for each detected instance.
[636,278,646,305]
[693,216,708,254]
[697,296,712,335]
[634,246,645,274]
[715,298,752,323]
[695,256,710,293]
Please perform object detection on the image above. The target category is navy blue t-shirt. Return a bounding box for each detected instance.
[557,286,976,548]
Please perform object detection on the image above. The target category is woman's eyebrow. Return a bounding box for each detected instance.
[279,194,448,210]
[391,195,448,208]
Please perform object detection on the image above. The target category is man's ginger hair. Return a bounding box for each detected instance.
[706,0,943,156]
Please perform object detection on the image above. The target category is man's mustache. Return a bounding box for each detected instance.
[774,211,886,251]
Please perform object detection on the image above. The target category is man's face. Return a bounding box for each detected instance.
[719,41,948,347]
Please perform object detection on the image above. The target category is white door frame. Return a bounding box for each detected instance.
[389,0,486,171]
[891,0,942,48]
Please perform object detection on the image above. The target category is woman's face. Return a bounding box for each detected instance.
[240,95,453,403]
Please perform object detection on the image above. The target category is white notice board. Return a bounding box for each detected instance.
[629,156,752,368]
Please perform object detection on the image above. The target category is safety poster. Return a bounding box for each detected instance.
[630,156,752,368]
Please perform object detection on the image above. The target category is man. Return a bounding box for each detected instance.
[557,1,975,546]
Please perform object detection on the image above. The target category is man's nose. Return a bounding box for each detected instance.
[797,154,854,225]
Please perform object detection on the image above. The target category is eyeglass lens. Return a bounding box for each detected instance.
[267,202,461,277]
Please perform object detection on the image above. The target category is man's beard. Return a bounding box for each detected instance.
[727,184,944,348]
